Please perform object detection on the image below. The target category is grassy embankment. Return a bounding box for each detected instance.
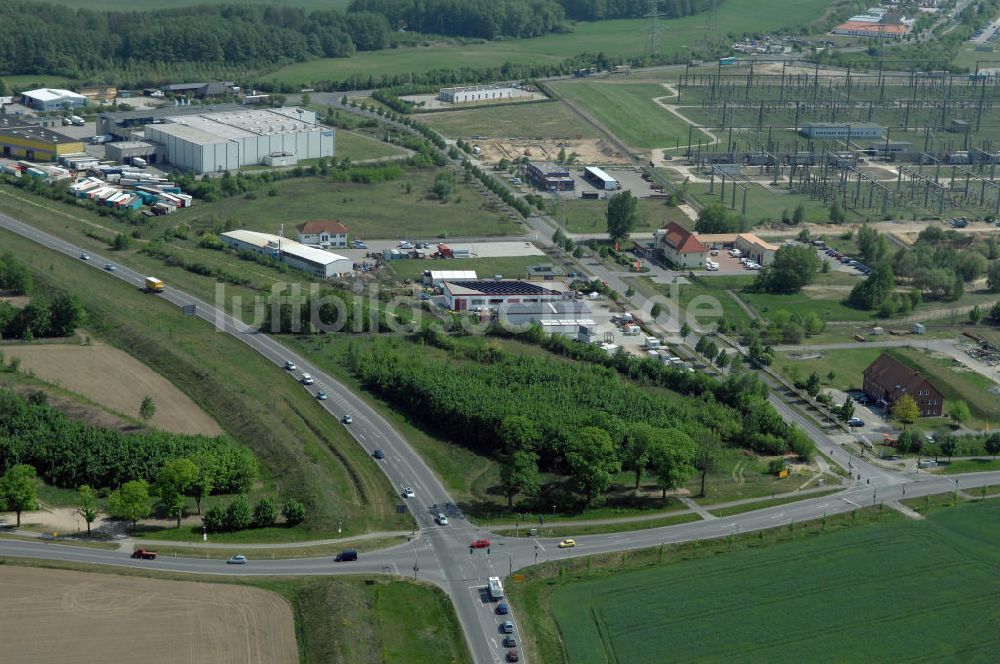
[0,226,407,542]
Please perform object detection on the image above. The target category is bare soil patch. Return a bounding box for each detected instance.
[1,342,222,436]
[477,137,629,166]
[0,566,297,664]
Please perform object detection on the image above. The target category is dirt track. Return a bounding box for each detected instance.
[0,566,297,664]
[1,342,222,436]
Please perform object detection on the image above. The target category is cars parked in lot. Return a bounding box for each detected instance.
[558,539,576,548]
[227,554,248,564]
[351,239,368,249]
[470,538,490,549]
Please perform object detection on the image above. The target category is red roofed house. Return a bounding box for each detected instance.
[296,221,349,247]
[658,222,706,269]
[862,353,943,417]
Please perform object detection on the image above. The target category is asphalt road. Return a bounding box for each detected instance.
[3,194,1000,663]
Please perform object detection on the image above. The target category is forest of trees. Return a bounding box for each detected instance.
[343,332,812,505]
[0,389,257,491]
[0,1,721,78]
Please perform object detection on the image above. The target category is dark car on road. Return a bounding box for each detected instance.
[372,449,385,459]
[335,549,358,562]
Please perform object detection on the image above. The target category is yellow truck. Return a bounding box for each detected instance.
[144,276,164,293]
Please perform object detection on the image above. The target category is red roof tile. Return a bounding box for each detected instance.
[296,220,349,235]
[661,222,706,254]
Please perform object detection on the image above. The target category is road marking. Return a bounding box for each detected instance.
[841,497,861,507]
[534,542,546,552]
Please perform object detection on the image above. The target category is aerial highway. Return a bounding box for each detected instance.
[2,211,999,664]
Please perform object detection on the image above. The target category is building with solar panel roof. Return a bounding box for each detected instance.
[441,280,569,311]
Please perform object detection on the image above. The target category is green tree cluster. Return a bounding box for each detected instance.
[754,245,820,294]
[0,389,256,492]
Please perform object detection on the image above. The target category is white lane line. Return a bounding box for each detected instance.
[841,497,861,507]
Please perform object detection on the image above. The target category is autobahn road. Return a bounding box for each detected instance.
[3,212,1000,664]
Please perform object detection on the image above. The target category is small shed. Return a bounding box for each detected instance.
[871,326,885,336]
[912,323,926,335]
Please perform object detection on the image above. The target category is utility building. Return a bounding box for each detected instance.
[799,123,884,140]
[437,85,532,104]
[441,280,567,311]
[526,161,574,191]
[657,222,707,269]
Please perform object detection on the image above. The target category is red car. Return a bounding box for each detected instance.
[470,538,491,549]
[507,650,520,662]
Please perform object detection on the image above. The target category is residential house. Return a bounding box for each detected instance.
[862,353,943,417]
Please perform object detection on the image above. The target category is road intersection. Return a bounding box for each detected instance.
[1,212,998,664]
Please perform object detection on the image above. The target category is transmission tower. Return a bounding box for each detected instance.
[646,0,661,57]
[704,0,718,31]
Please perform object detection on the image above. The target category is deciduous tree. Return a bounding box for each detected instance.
[0,464,37,527]
[947,400,970,426]
[156,458,198,528]
[108,480,151,530]
[77,484,99,535]
[564,427,621,506]
[648,429,696,498]
[606,191,638,243]
[139,395,156,426]
[282,498,306,526]
[694,431,721,498]
[891,395,919,429]
[499,449,540,508]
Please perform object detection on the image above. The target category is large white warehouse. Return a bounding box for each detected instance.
[220,230,352,278]
[144,107,334,174]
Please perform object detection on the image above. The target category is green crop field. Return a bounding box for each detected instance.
[547,500,1000,663]
[421,101,596,140]
[548,80,691,150]
[333,130,409,162]
[268,0,834,86]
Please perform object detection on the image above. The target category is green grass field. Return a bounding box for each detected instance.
[773,348,883,393]
[421,101,596,140]
[739,287,873,322]
[888,347,1000,427]
[174,171,522,240]
[558,198,691,234]
[636,275,754,329]
[334,129,409,162]
[548,80,690,150]
[545,500,1000,664]
[268,0,833,86]
[388,256,547,282]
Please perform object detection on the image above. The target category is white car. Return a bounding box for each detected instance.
[284,360,297,371]
[399,241,414,249]
[301,373,314,385]
[402,487,415,498]
[436,513,449,525]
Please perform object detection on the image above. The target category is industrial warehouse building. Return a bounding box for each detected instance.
[220,230,352,278]
[0,116,85,161]
[799,122,884,140]
[143,107,334,174]
[295,220,349,247]
[437,85,533,104]
[526,161,574,191]
[584,166,619,191]
[497,301,595,337]
[441,280,567,311]
[97,104,246,141]
[21,88,87,111]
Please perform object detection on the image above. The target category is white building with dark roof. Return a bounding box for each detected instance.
[220,230,352,278]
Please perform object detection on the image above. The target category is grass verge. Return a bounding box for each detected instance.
[707,488,842,517]
[138,535,408,560]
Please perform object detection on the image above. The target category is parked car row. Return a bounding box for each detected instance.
[823,247,870,275]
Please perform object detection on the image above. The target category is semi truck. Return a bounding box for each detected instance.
[131,548,158,560]
[488,576,505,601]
[144,276,164,293]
